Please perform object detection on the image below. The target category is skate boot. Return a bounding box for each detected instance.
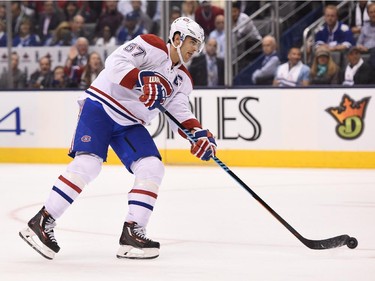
[116,222,160,259]
[19,207,60,260]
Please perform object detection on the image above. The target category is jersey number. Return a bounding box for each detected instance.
[124,43,146,57]
[0,107,26,135]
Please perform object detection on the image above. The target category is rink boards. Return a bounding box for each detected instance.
[0,88,374,168]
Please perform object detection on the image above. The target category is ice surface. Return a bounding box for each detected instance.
[1,164,374,281]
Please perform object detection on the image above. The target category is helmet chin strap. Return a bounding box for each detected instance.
[171,40,187,65]
[176,45,187,65]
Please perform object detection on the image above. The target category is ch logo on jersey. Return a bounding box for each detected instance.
[173,74,183,87]
[81,135,91,142]
[138,70,174,97]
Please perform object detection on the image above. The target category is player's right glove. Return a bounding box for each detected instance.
[190,129,217,161]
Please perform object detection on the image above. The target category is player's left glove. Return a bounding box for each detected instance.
[190,129,217,161]
[137,70,173,110]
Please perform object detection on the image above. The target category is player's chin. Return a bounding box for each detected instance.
[185,53,193,61]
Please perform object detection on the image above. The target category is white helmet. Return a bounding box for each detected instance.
[169,17,205,64]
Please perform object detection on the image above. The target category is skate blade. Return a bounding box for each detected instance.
[19,227,55,260]
[116,245,159,260]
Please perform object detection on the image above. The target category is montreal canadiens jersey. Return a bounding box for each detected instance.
[80,34,197,133]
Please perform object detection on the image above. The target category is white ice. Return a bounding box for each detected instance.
[0,163,374,281]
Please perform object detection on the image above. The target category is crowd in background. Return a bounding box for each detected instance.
[270,2,375,87]
[0,0,375,89]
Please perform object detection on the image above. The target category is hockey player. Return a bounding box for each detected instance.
[19,17,217,260]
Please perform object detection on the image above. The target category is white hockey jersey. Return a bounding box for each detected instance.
[80,34,200,133]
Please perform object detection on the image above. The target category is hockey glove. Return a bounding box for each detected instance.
[140,83,166,110]
[137,70,173,110]
[190,129,217,161]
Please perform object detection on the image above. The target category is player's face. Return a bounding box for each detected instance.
[180,36,201,62]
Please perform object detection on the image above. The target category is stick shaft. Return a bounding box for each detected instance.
[157,104,350,250]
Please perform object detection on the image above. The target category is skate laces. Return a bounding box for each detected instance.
[44,217,57,243]
[132,225,150,241]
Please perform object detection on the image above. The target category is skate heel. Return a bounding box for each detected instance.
[19,227,56,260]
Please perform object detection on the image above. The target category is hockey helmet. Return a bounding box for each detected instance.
[169,17,205,53]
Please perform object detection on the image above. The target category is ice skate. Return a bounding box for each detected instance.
[19,207,60,260]
[116,222,160,259]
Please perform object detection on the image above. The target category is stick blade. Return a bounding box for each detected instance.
[302,234,350,250]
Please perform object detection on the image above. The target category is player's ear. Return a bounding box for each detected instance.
[173,33,181,47]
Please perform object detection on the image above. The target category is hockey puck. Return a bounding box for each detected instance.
[347,237,358,249]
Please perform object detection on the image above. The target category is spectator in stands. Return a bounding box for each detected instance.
[86,2,103,24]
[252,35,280,85]
[11,1,32,36]
[340,46,375,85]
[170,6,182,25]
[95,0,124,41]
[182,0,198,20]
[118,0,147,16]
[69,14,89,45]
[63,1,79,22]
[188,38,224,87]
[350,0,370,37]
[74,2,100,24]
[232,1,262,42]
[19,1,36,19]
[45,21,73,46]
[195,0,224,36]
[145,0,161,35]
[315,5,355,52]
[273,47,310,87]
[356,3,375,53]
[0,52,27,89]
[79,51,104,89]
[310,46,340,85]
[95,25,117,47]
[12,19,41,47]
[0,4,5,22]
[28,56,54,89]
[117,11,147,45]
[0,19,6,47]
[37,1,65,45]
[232,1,262,70]
[130,0,153,33]
[64,37,90,87]
[50,66,69,89]
[209,14,225,59]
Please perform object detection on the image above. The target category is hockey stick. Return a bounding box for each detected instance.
[156,104,358,250]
